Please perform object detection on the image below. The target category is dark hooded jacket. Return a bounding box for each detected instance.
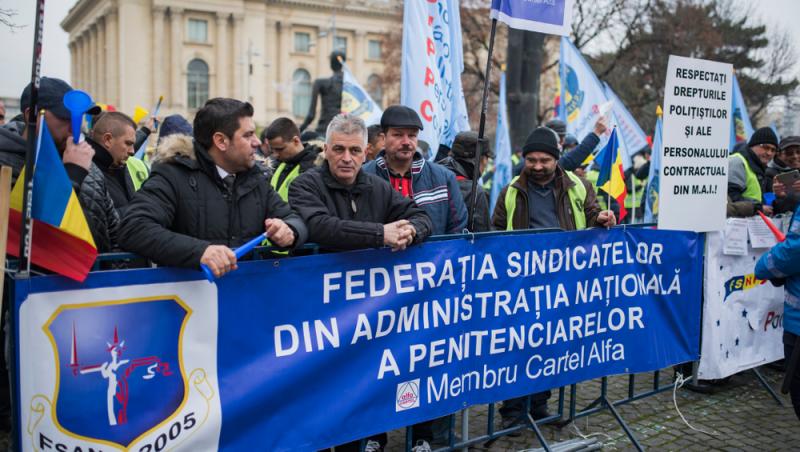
[0,121,119,252]
[120,134,308,268]
[437,156,490,232]
[288,162,432,251]
[0,120,27,183]
[88,137,136,215]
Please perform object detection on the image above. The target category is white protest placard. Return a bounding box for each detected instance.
[659,56,732,232]
[722,218,748,256]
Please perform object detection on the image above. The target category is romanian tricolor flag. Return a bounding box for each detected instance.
[8,115,97,281]
[595,128,628,221]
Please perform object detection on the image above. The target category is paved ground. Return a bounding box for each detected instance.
[2,366,795,451]
[385,365,800,451]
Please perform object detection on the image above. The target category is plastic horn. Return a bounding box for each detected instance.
[201,233,267,281]
[758,211,786,242]
[62,90,93,144]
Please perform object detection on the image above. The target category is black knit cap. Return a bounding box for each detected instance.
[748,127,779,148]
[522,127,560,159]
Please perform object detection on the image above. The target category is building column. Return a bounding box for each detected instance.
[105,5,119,106]
[232,13,245,100]
[152,6,166,101]
[90,25,98,97]
[264,19,278,115]
[170,7,185,109]
[68,42,76,85]
[215,12,229,97]
[97,17,106,101]
[79,32,88,90]
[354,30,366,80]
[278,21,290,114]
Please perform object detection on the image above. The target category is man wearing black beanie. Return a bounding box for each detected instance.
[728,126,778,215]
[491,126,615,427]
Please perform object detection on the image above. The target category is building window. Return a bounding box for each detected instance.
[368,39,382,60]
[187,19,208,43]
[187,59,209,109]
[334,36,347,53]
[292,69,312,117]
[367,74,383,108]
[294,32,311,53]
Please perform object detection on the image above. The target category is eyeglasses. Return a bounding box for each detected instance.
[782,148,800,157]
[759,144,778,153]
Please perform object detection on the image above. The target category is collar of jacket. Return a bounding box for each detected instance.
[437,156,471,178]
[86,137,117,171]
[513,165,574,193]
[373,149,426,177]
[769,157,789,172]
[321,161,371,194]
[743,146,767,175]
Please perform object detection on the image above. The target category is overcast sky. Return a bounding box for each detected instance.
[0,0,799,100]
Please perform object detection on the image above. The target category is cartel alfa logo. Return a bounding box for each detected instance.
[342,81,376,120]
[396,379,420,412]
[723,273,767,301]
[40,298,194,449]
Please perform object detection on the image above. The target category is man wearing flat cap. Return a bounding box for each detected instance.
[492,126,615,427]
[728,126,779,215]
[363,105,467,235]
[438,131,493,232]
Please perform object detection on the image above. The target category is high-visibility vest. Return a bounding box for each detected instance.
[584,169,607,210]
[503,171,587,231]
[270,162,301,202]
[732,153,762,202]
[625,177,646,209]
[126,156,149,191]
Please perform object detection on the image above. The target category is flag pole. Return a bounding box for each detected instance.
[468,18,498,231]
[18,0,46,277]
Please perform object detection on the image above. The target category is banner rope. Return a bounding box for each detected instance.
[673,373,719,436]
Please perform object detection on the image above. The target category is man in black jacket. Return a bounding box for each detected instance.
[264,117,319,201]
[87,112,137,215]
[437,131,492,232]
[289,113,432,252]
[120,98,307,277]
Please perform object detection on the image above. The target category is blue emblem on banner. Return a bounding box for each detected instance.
[564,65,585,123]
[45,298,190,447]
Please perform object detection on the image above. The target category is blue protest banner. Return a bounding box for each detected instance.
[491,0,574,36]
[15,228,702,451]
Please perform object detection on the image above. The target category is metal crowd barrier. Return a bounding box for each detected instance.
[7,223,704,452]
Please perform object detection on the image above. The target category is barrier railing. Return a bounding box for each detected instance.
[8,224,701,452]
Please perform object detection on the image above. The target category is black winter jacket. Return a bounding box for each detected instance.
[437,156,491,232]
[120,135,308,268]
[0,121,28,184]
[288,162,433,251]
[76,163,121,253]
[88,138,136,215]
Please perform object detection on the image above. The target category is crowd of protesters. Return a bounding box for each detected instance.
[1,76,800,448]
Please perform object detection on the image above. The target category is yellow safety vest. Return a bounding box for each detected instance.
[126,157,149,191]
[732,153,762,202]
[270,162,301,202]
[504,171,587,231]
[584,169,607,210]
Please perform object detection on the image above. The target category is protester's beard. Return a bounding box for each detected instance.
[526,166,555,184]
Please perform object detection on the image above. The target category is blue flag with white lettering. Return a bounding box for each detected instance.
[491,72,512,209]
[490,0,574,36]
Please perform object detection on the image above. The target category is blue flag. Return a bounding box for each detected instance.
[490,0,574,36]
[603,82,648,155]
[644,110,663,223]
[401,0,470,154]
[490,72,512,209]
[342,64,383,126]
[730,74,754,148]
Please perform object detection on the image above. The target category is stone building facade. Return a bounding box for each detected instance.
[61,0,399,126]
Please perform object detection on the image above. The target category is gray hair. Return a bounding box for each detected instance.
[325,113,368,146]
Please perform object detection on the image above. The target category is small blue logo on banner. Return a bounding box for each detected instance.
[45,298,190,447]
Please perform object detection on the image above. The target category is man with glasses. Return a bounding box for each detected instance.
[729,127,779,215]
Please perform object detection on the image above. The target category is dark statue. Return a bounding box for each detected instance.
[299,51,346,134]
